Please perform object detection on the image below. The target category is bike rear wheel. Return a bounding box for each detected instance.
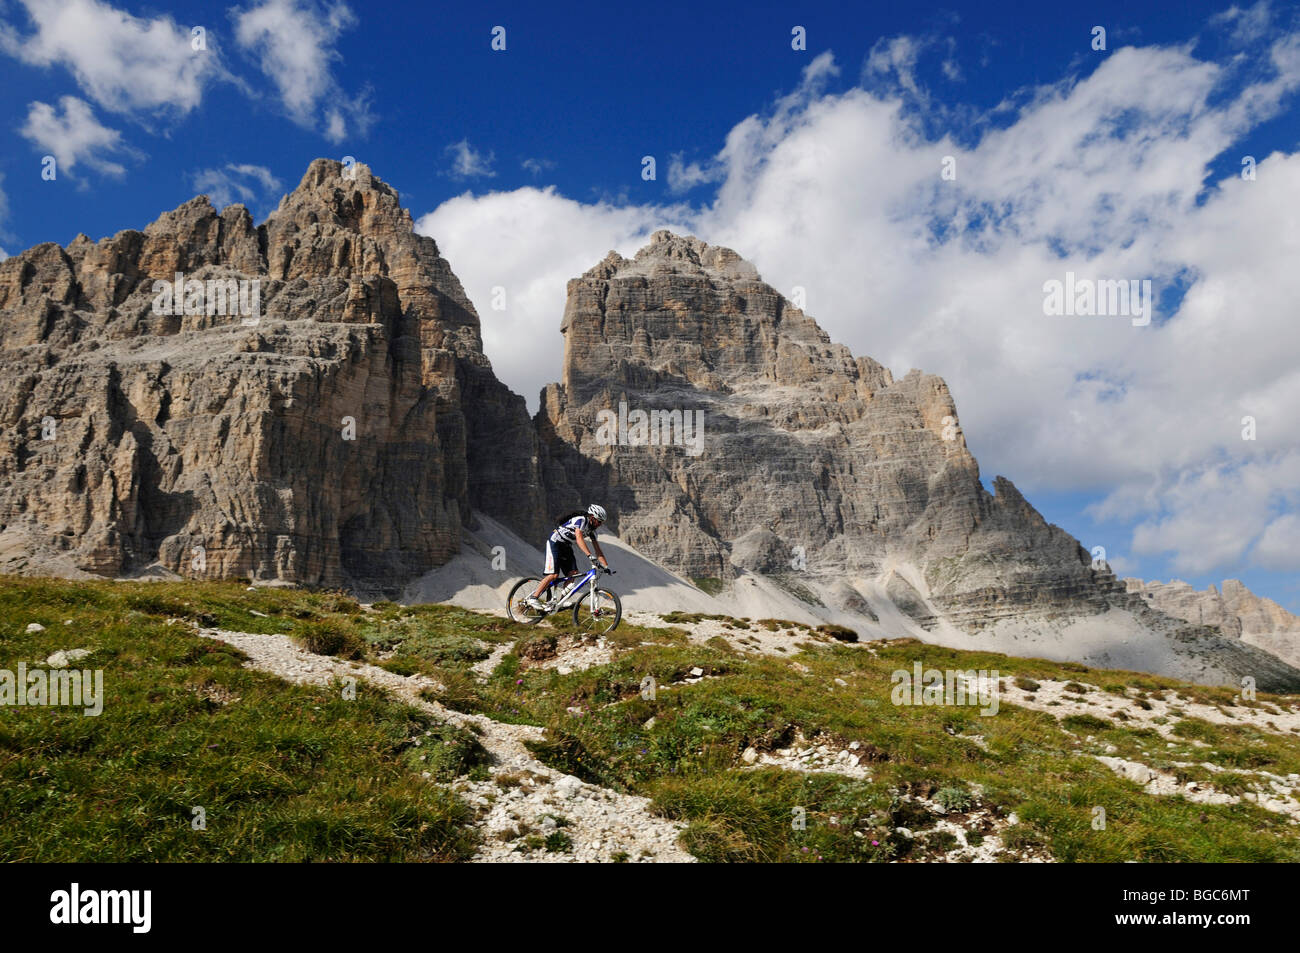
[573,587,621,635]
[507,577,548,625]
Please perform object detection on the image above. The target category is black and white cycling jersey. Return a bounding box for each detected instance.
[549,515,595,545]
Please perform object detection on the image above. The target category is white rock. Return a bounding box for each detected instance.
[742,746,758,764]
[848,741,861,750]
[46,648,92,668]
[553,776,582,799]
[689,667,704,677]
[643,716,656,730]
[557,666,572,675]
[63,619,72,626]
[26,623,45,633]
[834,678,848,687]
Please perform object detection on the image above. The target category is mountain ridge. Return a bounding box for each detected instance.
[0,159,1295,689]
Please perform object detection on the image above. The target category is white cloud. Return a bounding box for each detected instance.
[446,139,496,179]
[20,96,139,177]
[1251,512,1300,571]
[667,153,724,193]
[1209,1,1275,46]
[414,24,1300,585]
[0,0,225,115]
[231,0,366,141]
[1106,454,1300,574]
[521,157,555,177]
[416,187,691,407]
[191,163,283,208]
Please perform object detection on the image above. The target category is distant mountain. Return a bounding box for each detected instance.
[1125,578,1300,670]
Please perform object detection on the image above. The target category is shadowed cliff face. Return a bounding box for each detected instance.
[0,159,546,588]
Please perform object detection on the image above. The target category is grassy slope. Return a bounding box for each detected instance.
[2,577,1298,862]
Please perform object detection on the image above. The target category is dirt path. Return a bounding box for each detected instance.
[198,627,694,863]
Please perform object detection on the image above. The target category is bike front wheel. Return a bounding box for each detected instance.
[573,587,621,635]
[507,577,548,625]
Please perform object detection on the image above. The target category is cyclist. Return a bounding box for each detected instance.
[526,504,610,610]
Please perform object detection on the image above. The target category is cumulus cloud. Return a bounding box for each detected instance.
[191,163,283,209]
[0,0,225,115]
[667,153,724,193]
[1251,512,1300,571]
[231,0,368,141]
[445,140,496,179]
[20,96,140,178]
[414,19,1300,586]
[416,187,692,406]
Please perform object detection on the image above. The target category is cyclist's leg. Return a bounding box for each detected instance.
[551,542,577,596]
[531,541,560,599]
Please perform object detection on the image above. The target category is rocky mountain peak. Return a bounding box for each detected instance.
[583,231,760,282]
[269,158,413,236]
[0,159,545,588]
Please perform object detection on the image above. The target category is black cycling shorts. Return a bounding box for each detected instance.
[545,539,577,577]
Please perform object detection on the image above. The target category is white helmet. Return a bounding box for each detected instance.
[587,504,607,523]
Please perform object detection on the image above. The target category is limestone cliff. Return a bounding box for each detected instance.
[1125,578,1300,669]
[0,159,545,588]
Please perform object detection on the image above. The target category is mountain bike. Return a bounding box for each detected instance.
[507,565,622,634]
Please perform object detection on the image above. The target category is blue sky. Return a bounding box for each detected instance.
[1,0,1298,611]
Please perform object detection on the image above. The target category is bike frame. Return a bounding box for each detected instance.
[543,566,602,612]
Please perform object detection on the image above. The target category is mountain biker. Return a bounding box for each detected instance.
[526,504,610,609]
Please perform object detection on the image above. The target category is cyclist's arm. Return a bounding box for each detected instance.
[590,536,608,568]
[574,529,607,568]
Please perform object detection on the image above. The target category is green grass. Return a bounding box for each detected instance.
[691,577,726,597]
[458,628,1300,862]
[3,575,1299,863]
[0,577,478,861]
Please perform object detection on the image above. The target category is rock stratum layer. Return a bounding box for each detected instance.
[1,165,1296,689]
[0,159,545,589]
